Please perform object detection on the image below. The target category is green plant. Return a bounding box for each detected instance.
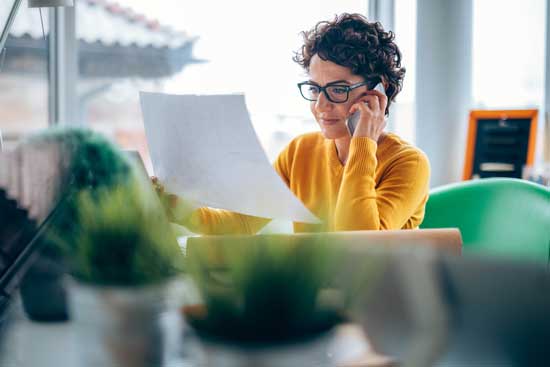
[186,236,346,344]
[27,127,133,192]
[27,127,135,260]
[67,181,185,286]
[30,127,184,286]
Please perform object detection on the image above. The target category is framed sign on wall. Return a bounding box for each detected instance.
[463,109,538,180]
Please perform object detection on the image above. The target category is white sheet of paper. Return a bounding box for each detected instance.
[140,92,319,223]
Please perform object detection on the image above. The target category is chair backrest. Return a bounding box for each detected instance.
[421,178,550,262]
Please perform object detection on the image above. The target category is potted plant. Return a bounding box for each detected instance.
[24,128,188,366]
[19,127,137,321]
[184,234,349,367]
[57,180,187,367]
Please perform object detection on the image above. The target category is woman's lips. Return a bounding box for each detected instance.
[319,118,340,126]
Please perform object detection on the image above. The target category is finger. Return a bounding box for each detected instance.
[378,92,388,114]
[168,194,179,209]
[365,90,387,113]
[366,88,386,100]
[154,182,164,195]
[360,94,380,113]
[353,95,372,111]
[349,103,364,116]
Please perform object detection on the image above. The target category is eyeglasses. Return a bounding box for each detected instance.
[297,81,369,104]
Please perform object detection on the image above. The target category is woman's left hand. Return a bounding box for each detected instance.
[348,89,388,142]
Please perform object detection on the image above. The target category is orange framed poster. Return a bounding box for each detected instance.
[463,109,538,180]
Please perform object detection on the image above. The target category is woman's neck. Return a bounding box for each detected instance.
[334,136,351,165]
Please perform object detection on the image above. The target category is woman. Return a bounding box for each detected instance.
[153,13,430,234]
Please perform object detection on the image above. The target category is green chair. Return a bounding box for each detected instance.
[421,178,550,262]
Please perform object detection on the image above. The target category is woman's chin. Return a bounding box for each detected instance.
[319,126,350,140]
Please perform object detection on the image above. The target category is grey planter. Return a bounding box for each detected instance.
[68,278,186,367]
[19,250,69,322]
[196,330,339,367]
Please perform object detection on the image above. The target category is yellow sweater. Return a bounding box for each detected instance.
[184,132,430,234]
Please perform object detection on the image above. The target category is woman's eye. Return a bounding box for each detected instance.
[308,86,320,94]
[331,86,348,95]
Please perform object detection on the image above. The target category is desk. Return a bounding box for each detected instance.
[0,298,395,367]
[187,229,463,261]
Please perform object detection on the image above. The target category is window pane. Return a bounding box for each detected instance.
[392,0,417,143]
[473,0,545,108]
[77,0,368,170]
[0,4,49,150]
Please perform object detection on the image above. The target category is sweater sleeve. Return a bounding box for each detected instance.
[184,208,270,235]
[333,137,430,230]
[181,148,292,235]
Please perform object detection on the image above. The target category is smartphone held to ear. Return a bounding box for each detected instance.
[347,83,386,136]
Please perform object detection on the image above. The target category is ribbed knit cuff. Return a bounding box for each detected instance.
[347,137,378,176]
[184,208,204,233]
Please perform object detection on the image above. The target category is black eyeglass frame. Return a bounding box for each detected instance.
[297,80,370,104]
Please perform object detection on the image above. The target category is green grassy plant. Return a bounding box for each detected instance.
[186,236,346,344]
[67,182,185,286]
[31,127,184,286]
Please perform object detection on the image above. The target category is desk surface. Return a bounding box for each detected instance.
[0,298,395,367]
[188,229,463,255]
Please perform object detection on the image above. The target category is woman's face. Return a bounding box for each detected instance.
[308,54,367,139]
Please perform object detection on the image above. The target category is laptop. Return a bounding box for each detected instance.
[354,251,550,366]
[188,232,549,366]
[124,150,149,178]
[435,254,550,366]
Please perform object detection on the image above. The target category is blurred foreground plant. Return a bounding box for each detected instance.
[63,181,185,286]
[35,127,184,285]
[186,235,347,344]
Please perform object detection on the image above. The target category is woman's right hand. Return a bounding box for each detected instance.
[151,176,195,224]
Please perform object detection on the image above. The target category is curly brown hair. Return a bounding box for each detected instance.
[293,13,405,115]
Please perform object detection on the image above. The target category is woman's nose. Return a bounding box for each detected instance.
[314,92,333,112]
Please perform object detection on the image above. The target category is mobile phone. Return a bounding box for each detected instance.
[347,83,386,136]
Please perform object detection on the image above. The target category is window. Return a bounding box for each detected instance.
[391,0,417,143]
[76,0,369,170]
[0,4,49,149]
[473,0,545,109]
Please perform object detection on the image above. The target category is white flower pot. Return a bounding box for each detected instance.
[197,330,338,367]
[69,278,186,367]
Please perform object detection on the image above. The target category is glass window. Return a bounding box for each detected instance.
[391,0,417,143]
[473,0,545,109]
[0,4,49,150]
[76,0,369,171]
